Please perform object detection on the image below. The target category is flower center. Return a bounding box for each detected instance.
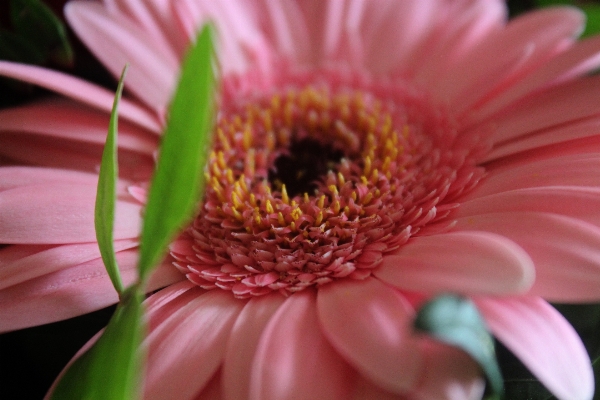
[268,137,344,198]
[169,74,484,298]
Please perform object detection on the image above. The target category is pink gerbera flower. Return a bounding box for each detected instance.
[1,0,599,398]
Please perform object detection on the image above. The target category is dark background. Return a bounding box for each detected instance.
[0,1,599,399]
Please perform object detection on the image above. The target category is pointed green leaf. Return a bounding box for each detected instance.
[51,286,145,400]
[414,294,504,398]
[95,66,128,295]
[137,24,216,281]
[10,0,74,66]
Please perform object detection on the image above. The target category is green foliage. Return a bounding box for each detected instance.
[94,66,128,295]
[50,286,145,400]
[9,0,73,66]
[137,24,216,280]
[50,24,216,400]
[414,294,504,399]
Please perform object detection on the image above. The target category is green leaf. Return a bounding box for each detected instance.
[95,66,128,295]
[137,24,216,281]
[414,294,504,399]
[50,286,145,400]
[10,0,74,67]
[580,5,600,38]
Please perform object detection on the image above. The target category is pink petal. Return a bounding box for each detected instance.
[0,166,135,198]
[144,280,201,331]
[414,0,506,90]
[455,212,600,302]
[0,133,103,171]
[0,133,154,181]
[475,297,594,400]
[484,116,600,162]
[0,240,137,290]
[250,290,353,400]
[0,166,99,192]
[65,2,179,111]
[407,339,486,400]
[0,183,142,244]
[458,186,600,227]
[222,294,285,400]
[469,33,600,126]
[376,231,534,295]
[359,0,438,75]
[173,0,265,74]
[193,370,222,400]
[486,134,600,168]
[441,7,584,113]
[466,153,600,199]
[317,278,421,394]
[0,250,181,332]
[476,74,600,146]
[0,98,157,154]
[350,376,401,400]
[0,61,160,133]
[143,290,245,400]
[104,0,188,57]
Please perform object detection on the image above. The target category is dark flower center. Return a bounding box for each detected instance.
[268,137,345,197]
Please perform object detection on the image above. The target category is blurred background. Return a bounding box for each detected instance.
[0,1,599,399]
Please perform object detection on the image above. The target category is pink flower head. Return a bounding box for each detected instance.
[1,0,599,399]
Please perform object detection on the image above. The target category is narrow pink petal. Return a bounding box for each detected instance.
[0,133,102,171]
[0,183,142,244]
[250,290,353,400]
[466,153,600,199]
[317,278,421,394]
[222,294,285,400]
[0,240,137,290]
[415,0,506,90]
[0,98,157,154]
[65,2,179,111]
[0,249,180,332]
[469,34,600,126]
[476,74,600,145]
[487,134,600,168]
[240,0,310,66]
[143,290,244,400]
[104,0,188,57]
[173,0,265,74]
[407,339,485,400]
[484,116,600,162]
[455,212,600,302]
[475,297,594,400]
[144,280,197,325]
[0,244,51,264]
[0,133,154,180]
[441,7,584,113]
[0,61,160,133]
[376,231,534,295]
[0,166,134,199]
[0,166,98,192]
[361,0,438,75]
[458,186,600,227]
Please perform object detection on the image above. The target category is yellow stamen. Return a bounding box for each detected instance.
[265,199,274,214]
[281,184,290,204]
